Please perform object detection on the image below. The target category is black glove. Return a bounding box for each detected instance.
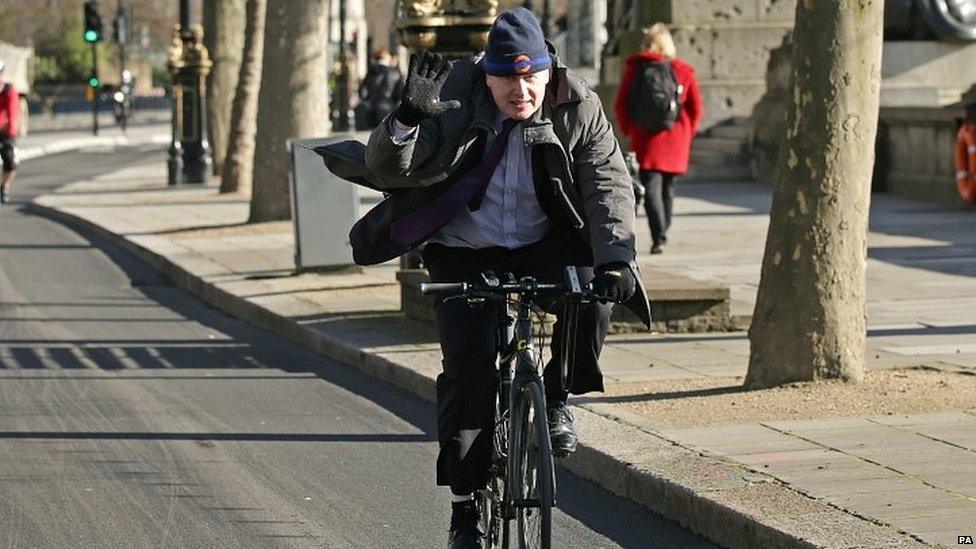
[591,262,637,303]
[394,51,461,127]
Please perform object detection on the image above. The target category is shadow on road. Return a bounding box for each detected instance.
[8,201,715,548]
[0,431,435,443]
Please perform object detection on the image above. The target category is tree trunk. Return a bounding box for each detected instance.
[745,0,884,388]
[249,0,330,222]
[220,0,266,196]
[203,0,246,176]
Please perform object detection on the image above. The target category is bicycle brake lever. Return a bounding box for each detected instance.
[482,270,500,287]
[563,266,583,295]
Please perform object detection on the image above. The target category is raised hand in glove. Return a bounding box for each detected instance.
[394,51,462,127]
[591,262,637,303]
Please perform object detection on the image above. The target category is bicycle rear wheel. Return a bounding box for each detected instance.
[509,380,553,549]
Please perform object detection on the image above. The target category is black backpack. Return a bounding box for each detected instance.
[628,59,681,133]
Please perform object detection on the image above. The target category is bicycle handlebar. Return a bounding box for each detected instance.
[420,282,470,295]
[420,267,591,299]
[423,267,590,395]
[421,281,567,296]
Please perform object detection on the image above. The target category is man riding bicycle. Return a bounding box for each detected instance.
[362,8,651,547]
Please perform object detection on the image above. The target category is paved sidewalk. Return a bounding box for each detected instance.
[16,121,169,163]
[26,111,170,133]
[28,154,976,547]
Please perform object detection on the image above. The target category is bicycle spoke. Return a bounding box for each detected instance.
[514,384,552,549]
[484,391,510,548]
[524,432,543,547]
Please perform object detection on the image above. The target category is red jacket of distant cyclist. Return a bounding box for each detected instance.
[614,51,702,174]
[0,82,19,138]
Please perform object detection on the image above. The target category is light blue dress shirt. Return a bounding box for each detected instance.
[389,115,550,249]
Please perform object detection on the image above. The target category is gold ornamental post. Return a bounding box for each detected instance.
[394,1,498,270]
[167,0,213,185]
[396,0,498,58]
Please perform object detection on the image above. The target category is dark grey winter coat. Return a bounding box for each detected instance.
[321,54,651,328]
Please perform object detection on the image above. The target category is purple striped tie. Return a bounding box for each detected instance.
[390,119,518,246]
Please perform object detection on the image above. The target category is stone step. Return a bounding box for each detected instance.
[693,136,748,156]
[689,147,745,167]
[709,123,752,141]
[613,268,733,333]
[684,164,754,182]
[397,267,735,334]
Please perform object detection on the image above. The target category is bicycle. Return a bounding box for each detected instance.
[422,266,593,549]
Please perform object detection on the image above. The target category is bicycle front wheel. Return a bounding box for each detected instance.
[480,473,510,548]
[509,380,553,549]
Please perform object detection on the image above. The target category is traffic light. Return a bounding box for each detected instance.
[85,75,99,101]
[83,1,103,43]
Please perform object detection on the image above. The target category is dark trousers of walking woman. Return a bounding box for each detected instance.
[640,170,674,250]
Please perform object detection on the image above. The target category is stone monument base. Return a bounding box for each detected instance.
[880,41,976,108]
[396,267,739,334]
[874,41,975,205]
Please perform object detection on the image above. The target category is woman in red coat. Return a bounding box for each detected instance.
[614,23,703,253]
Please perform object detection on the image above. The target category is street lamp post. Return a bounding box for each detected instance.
[114,0,132,132]
[167,0,213,185]
[542,0,551,37]
[332,0,353,132]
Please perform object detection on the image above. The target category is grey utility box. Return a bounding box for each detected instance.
[288,136,364,271]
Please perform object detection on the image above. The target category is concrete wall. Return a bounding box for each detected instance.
[881,41,976,107]
[0,41,32,93]
[876,107,971,206]
[640,0,796,130]
[365,0,397,52]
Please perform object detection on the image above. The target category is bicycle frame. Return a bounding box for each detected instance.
[495,291,541,421]
[494,288,547,518]
[422,267,591,548]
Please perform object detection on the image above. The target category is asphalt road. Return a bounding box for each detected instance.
[0,145,715,548]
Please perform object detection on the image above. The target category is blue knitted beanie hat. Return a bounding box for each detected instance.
[482,7,551,76]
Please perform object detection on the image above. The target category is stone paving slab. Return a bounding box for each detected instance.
[651,415,976,546]
[29,157,976,546]
[644,182,976,331]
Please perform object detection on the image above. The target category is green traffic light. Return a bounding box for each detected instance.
[88,76,100,88]
[84,29,99,42]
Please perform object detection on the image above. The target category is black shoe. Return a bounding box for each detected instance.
[650,244,663,254]
[0,186,6,204]
[548,404,579,456]
[448,500,482,548]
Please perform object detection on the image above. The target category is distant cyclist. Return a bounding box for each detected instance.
[0,59,20,204]
[362,8,650,548]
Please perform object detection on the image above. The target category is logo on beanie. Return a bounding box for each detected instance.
[513,54,532,75]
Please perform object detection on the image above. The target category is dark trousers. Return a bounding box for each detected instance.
[422,235,612,495]
[640,170,674,246]
[1,136,16,173]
